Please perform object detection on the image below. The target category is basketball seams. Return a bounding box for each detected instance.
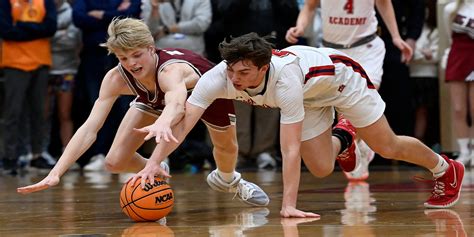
[131,187,173,209]
[120,178,174,222]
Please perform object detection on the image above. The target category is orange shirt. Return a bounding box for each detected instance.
[2,0,52,71]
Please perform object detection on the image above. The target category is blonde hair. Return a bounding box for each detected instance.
[102,18,154,54]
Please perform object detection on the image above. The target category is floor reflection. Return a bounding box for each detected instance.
[341,181,376,225]
[424,209,467,237]
[280,217,320,237]
[121,220,174,237]
[208,208,269,237]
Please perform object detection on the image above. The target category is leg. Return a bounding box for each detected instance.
[57,88,74,149]
[207,125,238,173]
[449,82,470,162]
[104,107,156,173]
[206,125,269,206]
[1,68,30,171]
[300,127,339,178]
[357,115,438,168]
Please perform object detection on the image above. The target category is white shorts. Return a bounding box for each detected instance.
[339,36,385,88]
[301,58,386,141]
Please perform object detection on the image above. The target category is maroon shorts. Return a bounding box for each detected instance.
[201,99,235,130]
[446,33,474,82]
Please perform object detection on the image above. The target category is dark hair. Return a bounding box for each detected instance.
[218,32,274,68]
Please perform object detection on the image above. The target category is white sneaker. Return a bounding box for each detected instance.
[344,140,373,181]
[41,151,56,165]
[84,154,106,171]
[206,169,270,206]
[256,152,276,169]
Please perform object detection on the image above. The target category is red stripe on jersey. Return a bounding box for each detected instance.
[272,49,296,57]
[329,55,375,89]
[304,65,335,84]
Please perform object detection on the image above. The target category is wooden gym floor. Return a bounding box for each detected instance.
[1,166,472,237]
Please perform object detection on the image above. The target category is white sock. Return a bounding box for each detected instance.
[217,169,236,183]
[430,154,449,178]
[457,138,470,155]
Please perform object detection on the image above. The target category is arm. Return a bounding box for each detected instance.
[17,69,125,194]
[285,0,319,44]
[375,0,413,63]
[279,122,319,218]
[132,102,206,187]
[149,63,199,143]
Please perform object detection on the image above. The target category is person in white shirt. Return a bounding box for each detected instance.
[133,33,464,218]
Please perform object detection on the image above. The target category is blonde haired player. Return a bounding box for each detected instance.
[17,18,269,207]
[286,0,413,180]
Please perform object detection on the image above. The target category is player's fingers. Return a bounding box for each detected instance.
[144,132,155,141]
[17,184,48,194]
[169,134,179,143]
[140,176,148,189]
[129,176,139,187]
[133,127,147,133]
[163,133,170,143]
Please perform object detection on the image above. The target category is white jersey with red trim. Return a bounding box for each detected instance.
[321,0,378,45]
[189,45,384,138]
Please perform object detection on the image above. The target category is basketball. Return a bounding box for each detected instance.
[120,177,174,222]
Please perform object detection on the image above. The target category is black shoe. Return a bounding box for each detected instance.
[2,159,18,175]
[30,156,54,169]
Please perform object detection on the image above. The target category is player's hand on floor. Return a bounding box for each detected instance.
[128,162,171,189]
[134,123,178,144]
[280,206,320,218]
[17,174,60,194]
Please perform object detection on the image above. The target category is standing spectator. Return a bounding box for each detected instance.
[409,0,439,148]
[0,0,57,174]
[285,0,413,180]
[44,0,82,159]
[141,0,212,56]
[443,0,474,166]
[72,0,141,170]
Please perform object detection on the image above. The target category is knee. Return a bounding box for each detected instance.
[372,144,400,160]
[305,160,335,178]
[104,154,124,173]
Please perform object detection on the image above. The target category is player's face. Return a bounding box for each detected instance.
[226,60,269,91]
[115,46,156,80]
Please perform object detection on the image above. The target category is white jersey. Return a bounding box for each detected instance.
[188,51,306,125]
[189,45,384,140]
[321,0,378,45]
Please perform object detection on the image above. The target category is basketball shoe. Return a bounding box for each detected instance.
[424,209,467,236]
[333,118,358,172]
[424,155,464,208]
[207,169,270,206]
[344,139,373,181]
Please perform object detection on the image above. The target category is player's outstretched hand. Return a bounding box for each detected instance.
[128,161,172,189]
[134,122,178,144]
[393,37,414,64]
[280,206,320,218]
[17,174,60,194]
[285,26,304,44]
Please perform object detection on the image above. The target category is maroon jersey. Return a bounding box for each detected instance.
[118,48,235,129]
